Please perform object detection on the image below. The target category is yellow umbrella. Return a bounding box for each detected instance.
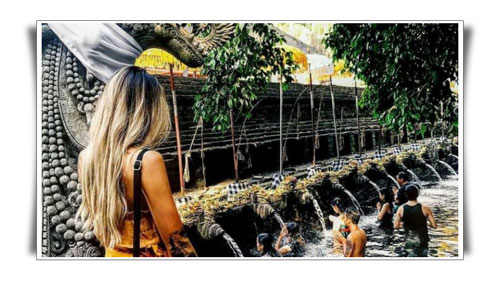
[278,45,309,73]
[135,48,202,77]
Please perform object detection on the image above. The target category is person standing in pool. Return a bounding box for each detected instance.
[334,208,366,257]
[394,185,437,257]
[329,198,351,255]
[329,198,351,237]
[393,171,412,212]
[275,222,305,257]
[377,187,395,229]
[256,233,281,257]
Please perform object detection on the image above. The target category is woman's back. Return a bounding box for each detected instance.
[77,66,196,257]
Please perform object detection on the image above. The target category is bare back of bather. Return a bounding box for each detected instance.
[345,226,366,257]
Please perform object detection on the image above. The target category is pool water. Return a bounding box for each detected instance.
[303,176,459,258]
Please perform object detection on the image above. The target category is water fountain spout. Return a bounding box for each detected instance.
[368,180,381,194]
[198,222,244,257]
[424,163,443,182]
[311,198,326,233]
[437,160,458,176]
[222,233,244,257]
[342,188,365,216]
[272,212,285,229]
[405,168,422,187]
[254,203,284,229]
[386,174,401,190]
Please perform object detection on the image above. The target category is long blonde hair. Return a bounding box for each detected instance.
[77,66,170,248]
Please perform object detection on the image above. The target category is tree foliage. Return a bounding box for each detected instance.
[194,23,297,132]
[323,23,458,136]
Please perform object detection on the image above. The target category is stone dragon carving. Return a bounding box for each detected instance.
[40,23,235,257]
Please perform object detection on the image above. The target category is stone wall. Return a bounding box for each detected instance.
[155,76,385,191]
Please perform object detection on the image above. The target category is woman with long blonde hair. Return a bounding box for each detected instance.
[77,66,196,257]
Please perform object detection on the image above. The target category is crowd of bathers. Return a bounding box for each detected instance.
[254,171,437,258]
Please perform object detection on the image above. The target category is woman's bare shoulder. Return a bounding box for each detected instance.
[141,150,166,177]
[142,150,164,165]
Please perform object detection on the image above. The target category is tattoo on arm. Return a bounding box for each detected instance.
[344,239,353,257]
[167,228,198,257]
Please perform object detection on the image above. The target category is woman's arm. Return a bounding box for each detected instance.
[275,226,290,254]
[141,150,197,257]
[377,203,390,221]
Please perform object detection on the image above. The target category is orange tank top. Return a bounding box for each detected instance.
[105,212,170,257]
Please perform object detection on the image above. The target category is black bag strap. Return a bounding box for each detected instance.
[133,147,150,257]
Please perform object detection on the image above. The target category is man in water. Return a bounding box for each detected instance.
[333,208,366,257]
[394,185,437,257]
[393,171,412,212]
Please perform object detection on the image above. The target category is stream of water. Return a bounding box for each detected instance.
[304,176,459,257]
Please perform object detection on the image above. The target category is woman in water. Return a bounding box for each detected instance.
[329,198,351,238]
[256,233,281,257]
[377,187,395,229]
[275,222,305,257]
[77,66,197,257]
[329,198,351,255]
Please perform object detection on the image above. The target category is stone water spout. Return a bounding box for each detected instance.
[386,174,401,190]
[333,183,365,216]
[401,165,422,187]
[368,179,381,194]
[300,193,327,232]
[198,222,244,257]
[437,160,458,176]
[311,198,327,233]
[424,162,443,182]
[254,203,284,228]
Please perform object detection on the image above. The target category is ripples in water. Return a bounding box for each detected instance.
[304,176,459,258]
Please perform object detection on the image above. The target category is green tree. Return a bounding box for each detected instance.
[194,23,297,132]
[322,23,458,137]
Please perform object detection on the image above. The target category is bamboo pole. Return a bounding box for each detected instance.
[230,110,239,181]
[329,75,340,158]
[200,117,207,188]
[279,74,283,175]
[378,126,382,153]
[169,64,185,196]
[355,78,361,155]
[309,71,316,165]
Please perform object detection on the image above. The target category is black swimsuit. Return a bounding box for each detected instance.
[402,203,430,256]
[378,205,394,228]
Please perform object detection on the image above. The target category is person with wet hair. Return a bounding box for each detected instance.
[328,197,351,255]
[275,222,305,257]
[256,233,281,257]
[394,185,437,257]
[330,198,348,232]
[334,208,366,257]
[377,187,395,229]
[393,171,412,212]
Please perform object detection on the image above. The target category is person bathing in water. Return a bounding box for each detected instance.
[328,198,351,254]
[275,222,305,257]
[393,171,413,212]
[377,187,395,229]
[256,233,281,257]
[333,208,367,257]
[394,185,437,257]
